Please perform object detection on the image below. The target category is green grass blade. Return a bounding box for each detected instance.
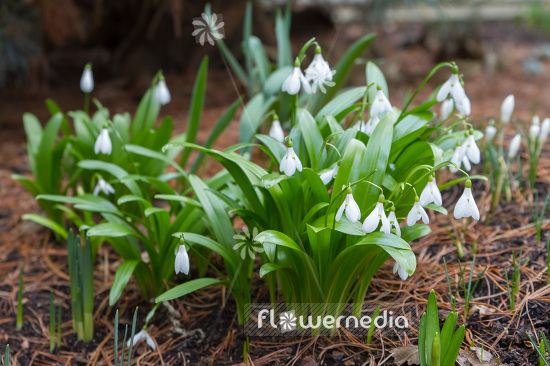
[179,57,208,169]
[82,237,94,342]
[16,267,23,330]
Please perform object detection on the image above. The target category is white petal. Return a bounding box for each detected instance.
[462,155,471,171]
[436,77,452,102]
[319,169,335,185]
[362,206,381,233]
[485,125,497,141]
[145,334,156,350]
[418,203,429,224]
[345,195,361,223]
[388,211,401,237]
[335,201,345,222]
[419,184,433,206]
[508,134,521,159]
[299,74,312,94]
[431,180,442,206]
[128,330,145,347]
[456,95,471,116]
[282,68,301,95]
[93,185,100,196]
[293,151,303,172]
[465,135,480,164]
[397,265,409,281]
[380,214,391,235]
[440,99,454,120]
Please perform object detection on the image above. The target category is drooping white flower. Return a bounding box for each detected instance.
[436,69,466,106]
[335,188,361,223]
[450,143,465,173]
[269,119,285,143]
[419,175,442,207]
[387,208,401,237]
[80,64,94,93]
[94,128,112,155]
[154,79,171,105]
[507,133,521,159]
[440,98,454,121]
[462,154,472,172]
[281,59,311,95]
[93,179,115,196]
[279,140,302,176]
[319,163,339,185]
[540,118,550,143]
[393,262,408,281]
[305,48,332,82]
[454,180,480,220]
[500,94,514,123]
[407,197,429,226]
[464,132,480,164]
[127,329,156,350]
[363,195,391,235]
[175,244,189,275]
[370,87,393,118]
[485,124,497,141]
[530,116,540,140]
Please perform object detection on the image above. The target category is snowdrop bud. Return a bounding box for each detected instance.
[539,118,550,143]
[94,128,112,155]
[335,187,361,223]
[80,64,94,93]
[485,124,497,141]
[508,134,521,159]
[154,79,171,105]
[269,119,285,143]
[500,94,514,123]
[175,237,190,275]
[530,117,540,140]
[454,180,480,220]
[440,99,454,121]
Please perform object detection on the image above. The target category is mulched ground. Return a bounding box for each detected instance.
[1,21,550,365]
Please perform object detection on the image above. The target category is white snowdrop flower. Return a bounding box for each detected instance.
[455,95,471,116]
[436,68,466,105]
[154,79,171,105]
[305,47,332,82]
[80,64,94,93]
[500,94,514,123]
[507,134,521,159]
[440,98,454,121]
[279,139,302,176]
[362,195,391,235]
[335,188,361,223]
[93,179,115,196]
[94,128,112,155]
[530,116,540,140]
[319,163,339,185]
[407,196,429,226]
[450,143,465,173]
[485,124,497,141]
[419,175,442,207]
[393,262,408,281]
[127,329,156,351]
[174,241,189,275]
[387,207,401,237]
[454,180,480,220]
[539,118,550,143]
[370,86,393,118]
[269,119,285,143]
[464,132,480,164]
[281,59,311,95]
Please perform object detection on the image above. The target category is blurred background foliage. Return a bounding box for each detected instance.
[0,0,549,89]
